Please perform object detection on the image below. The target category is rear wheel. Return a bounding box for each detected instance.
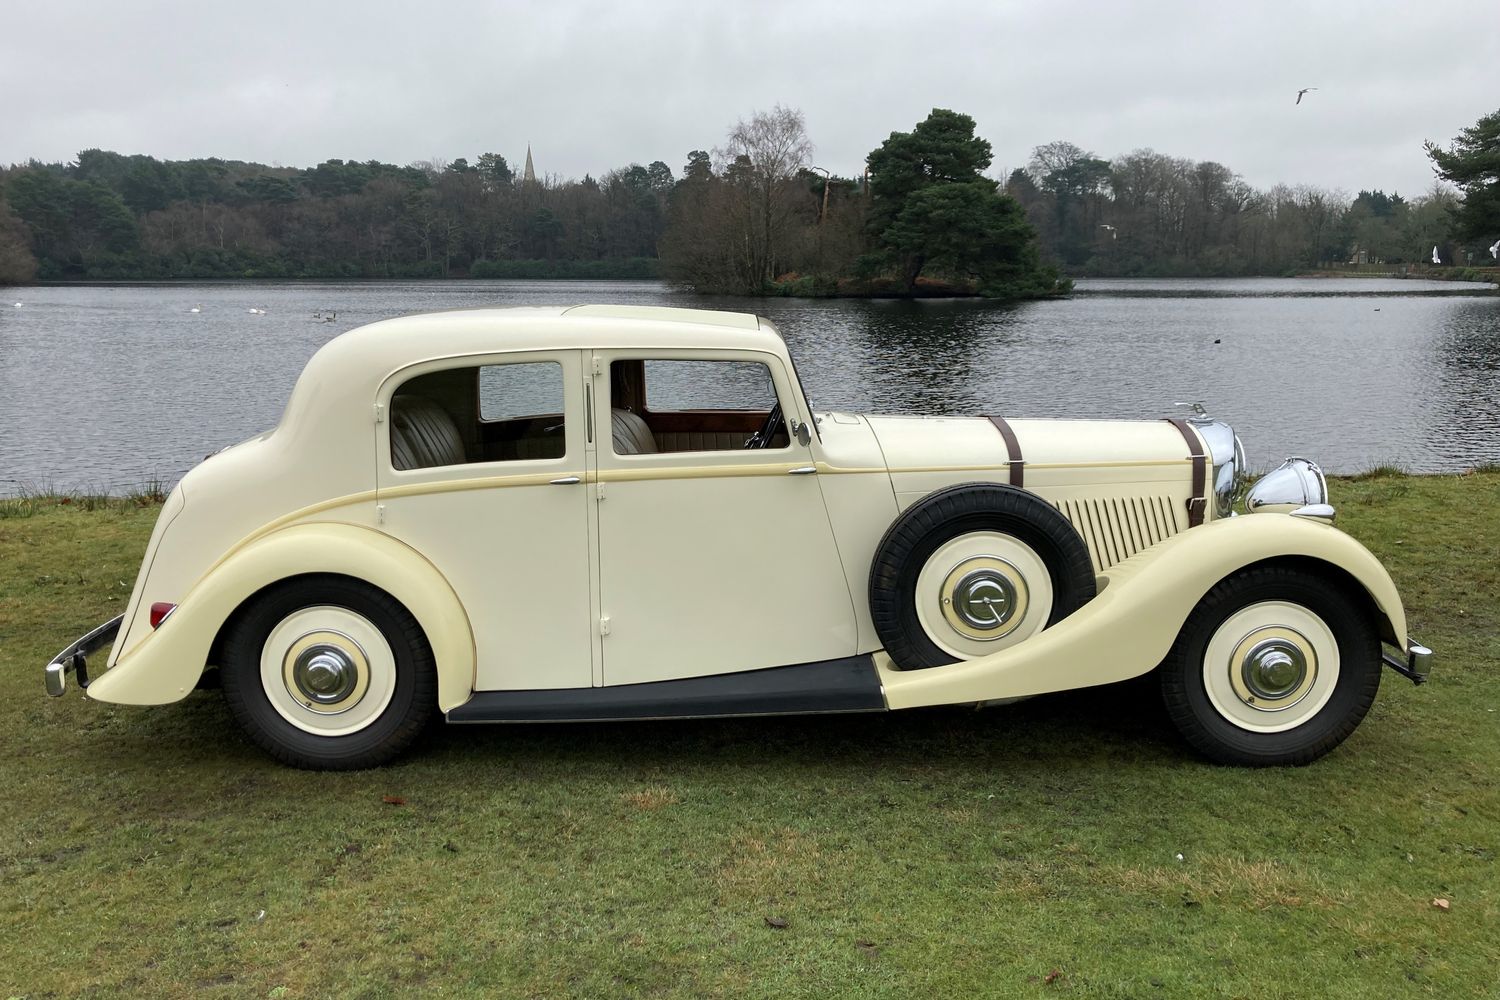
[221,576,436,770]
[1160,565,1382,766]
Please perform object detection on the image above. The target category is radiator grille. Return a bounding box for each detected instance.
[1055,495,1184,572]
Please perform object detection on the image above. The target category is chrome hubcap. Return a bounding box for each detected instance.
[279,629,371,715]
[953,570,1017,630]
[1241,639,1306,700]
[1227,625,1318,712]
[939,556,1030,642]
[293,645,357,704]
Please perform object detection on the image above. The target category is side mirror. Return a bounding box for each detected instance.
[792,420,812,447]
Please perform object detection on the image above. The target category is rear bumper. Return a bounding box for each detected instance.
[44,615,124,697]
[1381,639,1432,685]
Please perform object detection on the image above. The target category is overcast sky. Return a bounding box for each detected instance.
[4,1,1495,197]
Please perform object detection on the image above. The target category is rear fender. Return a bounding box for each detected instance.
[879,514,1407,708]
[85,523,476,710]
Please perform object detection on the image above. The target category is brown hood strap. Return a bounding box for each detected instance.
[985,416,1025,487]
[1165,417,1207,527]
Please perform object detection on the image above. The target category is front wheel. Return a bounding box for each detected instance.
[221,576,436,770]
[1160,565,1382,766]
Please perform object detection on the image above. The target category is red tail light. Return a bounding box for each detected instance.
[149,602,177,628]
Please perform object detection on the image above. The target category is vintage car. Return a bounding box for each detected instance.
[46,305,1430,769]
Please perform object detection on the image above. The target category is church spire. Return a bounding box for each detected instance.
[523,144,536,184]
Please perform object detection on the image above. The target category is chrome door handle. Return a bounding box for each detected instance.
[787,466,817,475]
[549,476,582,485]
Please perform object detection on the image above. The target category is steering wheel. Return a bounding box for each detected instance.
[744,402,784,449]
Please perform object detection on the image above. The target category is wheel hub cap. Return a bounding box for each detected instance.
[281,630,370,714]
[1227,626,1317,711]
[939,557,1030,641]
[953,570,1017,630]
[294,646,357,703]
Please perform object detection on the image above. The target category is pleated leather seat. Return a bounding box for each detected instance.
[611,409,658,455]
[391,395,468,470]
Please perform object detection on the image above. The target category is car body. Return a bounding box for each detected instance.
[46,304,1431,768]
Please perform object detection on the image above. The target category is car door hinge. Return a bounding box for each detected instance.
[596,482,606,501]
[599,616,611,636]
[591,357,602,377]
[373,402,385,424]
[376,503,386,525]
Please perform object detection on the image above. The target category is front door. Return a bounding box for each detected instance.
[376,349,595,691]
[592,350,856,686]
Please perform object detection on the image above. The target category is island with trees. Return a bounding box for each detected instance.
[1,105,1496,295]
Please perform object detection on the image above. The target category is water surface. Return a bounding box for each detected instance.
[1,277,1496,494]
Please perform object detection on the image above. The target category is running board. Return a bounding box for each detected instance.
[446,655,885,723]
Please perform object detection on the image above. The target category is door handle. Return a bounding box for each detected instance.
[787,466,817,475]
[549,476,582,485]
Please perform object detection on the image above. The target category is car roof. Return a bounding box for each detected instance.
[313,305,784,375]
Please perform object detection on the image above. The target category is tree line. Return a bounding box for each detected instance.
[1008,141,1472,276]
[0,149,674,282]
[1,106,1495,289]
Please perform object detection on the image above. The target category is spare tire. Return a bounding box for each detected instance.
[869,482,1097,669]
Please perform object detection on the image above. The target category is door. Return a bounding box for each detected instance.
[376,350,596,691]
[592,350,857,686]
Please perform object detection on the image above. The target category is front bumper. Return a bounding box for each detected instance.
[1382,639,1433,685]
[45,615,123,697]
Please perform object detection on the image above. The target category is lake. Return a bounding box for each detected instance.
[1,277,1497,495]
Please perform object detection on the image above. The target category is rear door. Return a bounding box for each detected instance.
[376,350,596,691]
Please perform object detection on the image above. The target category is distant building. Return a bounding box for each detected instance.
[523,145,536,185]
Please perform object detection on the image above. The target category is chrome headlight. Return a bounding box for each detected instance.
[1189,418,1244,519]
[1246,458,1328,513]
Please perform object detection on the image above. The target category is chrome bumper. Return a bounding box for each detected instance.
[1381,639,1433,685]
[45,615,124,697]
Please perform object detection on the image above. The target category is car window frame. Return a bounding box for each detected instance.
[592,347,811,469]
[376,348,584,485]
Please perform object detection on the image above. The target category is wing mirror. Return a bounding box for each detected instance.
[792,419,812,447]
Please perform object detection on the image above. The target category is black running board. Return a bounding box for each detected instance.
[446,655,885,723]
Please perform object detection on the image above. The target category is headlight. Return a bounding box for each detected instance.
[1245,458,1328,513]
[1189,418,1244,519]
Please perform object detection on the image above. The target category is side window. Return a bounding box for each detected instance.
[609,358,784,456]
[391,360,564,470]
[479,362,564,422]
[643,360,777,411]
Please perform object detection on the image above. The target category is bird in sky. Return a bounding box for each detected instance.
[1295,87,1317,105]
[1489,238,1499,260]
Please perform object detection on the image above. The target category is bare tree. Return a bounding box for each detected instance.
[718,104,814,286]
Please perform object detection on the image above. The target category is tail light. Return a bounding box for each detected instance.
[150,602,177,628]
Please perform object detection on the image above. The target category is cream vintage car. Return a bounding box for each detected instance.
[46,305,1431,769]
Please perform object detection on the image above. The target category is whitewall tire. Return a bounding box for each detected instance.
[222,576,436,770]
[1161,565,1382,766]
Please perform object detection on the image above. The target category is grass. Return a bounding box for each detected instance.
[1,473,1497,998]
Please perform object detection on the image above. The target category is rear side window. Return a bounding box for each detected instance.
[391,360,565,469]
[479,362,564,422]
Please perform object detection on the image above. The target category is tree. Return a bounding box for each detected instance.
[867,109,993,237]
[1425,109,1500,240]
[882,181,1051,296]
[720,105,814,286]
[866,109,1061,296]
[476,153,513,190]
[0,200,38,282]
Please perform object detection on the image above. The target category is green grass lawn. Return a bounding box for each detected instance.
[1,473,1497,999]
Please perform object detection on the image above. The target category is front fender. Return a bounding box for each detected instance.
[879,514,1407,709]
[85,522,476,711]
